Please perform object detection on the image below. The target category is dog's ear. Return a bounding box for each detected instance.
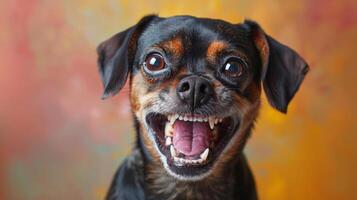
[97,15,157,99]
[243,20,309,113]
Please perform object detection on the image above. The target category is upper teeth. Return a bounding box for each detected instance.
[167,114,223,130]
[168,114,179,125]
[208,116,215,130]
[165,123,173,137]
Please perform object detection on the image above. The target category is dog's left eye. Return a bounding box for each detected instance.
[144,53,166,71]
[221,58,245,78]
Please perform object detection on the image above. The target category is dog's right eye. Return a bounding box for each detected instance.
[144,53,166,72]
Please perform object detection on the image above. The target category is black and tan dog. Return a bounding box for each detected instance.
[97,15,309,200]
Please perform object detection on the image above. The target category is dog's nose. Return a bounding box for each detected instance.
[176,76,213,109]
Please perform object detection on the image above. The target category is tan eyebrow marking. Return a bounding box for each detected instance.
[206,40,229,60]
[161,37,184,57]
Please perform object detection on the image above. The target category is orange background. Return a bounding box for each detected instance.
[1,0,356,199]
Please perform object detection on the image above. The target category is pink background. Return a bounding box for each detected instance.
[0,0,356,199]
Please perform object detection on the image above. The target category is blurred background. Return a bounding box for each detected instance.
[0,0,356,199]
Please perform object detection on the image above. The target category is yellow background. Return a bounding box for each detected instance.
[0,0,356,199]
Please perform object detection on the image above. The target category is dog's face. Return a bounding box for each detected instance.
[97,15,309,180]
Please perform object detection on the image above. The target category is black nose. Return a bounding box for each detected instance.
[176,76,213,109]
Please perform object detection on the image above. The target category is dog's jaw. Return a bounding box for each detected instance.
[139,102,257,181]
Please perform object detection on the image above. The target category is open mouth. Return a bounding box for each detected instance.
[145,112,239,178]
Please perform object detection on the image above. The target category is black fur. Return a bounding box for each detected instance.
[97,15,158,99]
[106,150,257,200]
[97,15,309,200]
[242,20,309,113]
[262,35,309,113]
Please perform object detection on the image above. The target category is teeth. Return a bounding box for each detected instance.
[165,114,224,166]
[168,114,224,125]
[170,145,208,165]
[200,148,209,161]
[165,123,173,137]
[173,157,205,165]
[167,114,223,136]
[208,116,215,130]
[165,137,172,146]
[170,145,177,157]
[169,114,179,126]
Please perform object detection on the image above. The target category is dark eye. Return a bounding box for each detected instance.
[144,53,166,71]
[221,58,245,78]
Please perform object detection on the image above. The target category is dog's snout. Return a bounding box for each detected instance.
[176,76,213,109]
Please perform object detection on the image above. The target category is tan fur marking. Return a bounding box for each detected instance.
[251,28,269,76]
[161,37,184,58]
[206,41,228,61]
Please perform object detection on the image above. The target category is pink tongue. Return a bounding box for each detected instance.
[172,120,211,156]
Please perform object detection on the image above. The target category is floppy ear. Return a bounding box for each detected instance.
[243,20,309,113]
[97,15,157,99]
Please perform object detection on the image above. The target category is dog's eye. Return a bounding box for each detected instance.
[221,58,245,78]
[144,53,166,71]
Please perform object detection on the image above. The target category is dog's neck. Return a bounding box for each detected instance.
[136,148,256,200]
[143,155,240,200]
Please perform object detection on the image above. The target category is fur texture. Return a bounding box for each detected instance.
[97,15,309,200]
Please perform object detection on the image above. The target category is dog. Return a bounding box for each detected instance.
[96,15,309,200]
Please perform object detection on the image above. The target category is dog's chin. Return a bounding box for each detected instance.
[144,112,240,180]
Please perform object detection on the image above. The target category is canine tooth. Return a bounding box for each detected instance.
[165,137,172,146]
[169,114,179,125]
[200,148,209,161]
[170,145,177,157]
[209,116,215,130]
[165,123,173,137]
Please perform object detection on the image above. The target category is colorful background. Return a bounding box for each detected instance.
[1,0,356,199]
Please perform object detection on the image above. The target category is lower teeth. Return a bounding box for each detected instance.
[170,145,209,165]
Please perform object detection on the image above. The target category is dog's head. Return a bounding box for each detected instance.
[97,15,309,180]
